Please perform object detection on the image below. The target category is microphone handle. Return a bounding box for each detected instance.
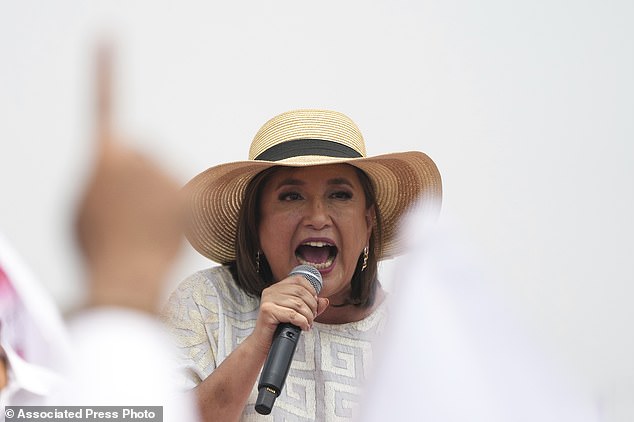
[255,323,301,415]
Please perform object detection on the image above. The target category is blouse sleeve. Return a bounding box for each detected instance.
[162,271,220,390]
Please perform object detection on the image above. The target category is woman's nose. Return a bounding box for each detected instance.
[304,199,331,229]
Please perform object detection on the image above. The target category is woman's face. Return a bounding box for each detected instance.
[258,164,374,301]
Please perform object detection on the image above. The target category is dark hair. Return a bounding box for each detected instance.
[228,165,383,308]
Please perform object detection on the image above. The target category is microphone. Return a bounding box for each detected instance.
[255,264,322,415]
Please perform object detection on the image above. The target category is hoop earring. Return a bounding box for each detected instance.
[361,246,369,272]
[255,250,261,273]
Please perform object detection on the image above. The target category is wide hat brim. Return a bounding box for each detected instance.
[184,151,442,264]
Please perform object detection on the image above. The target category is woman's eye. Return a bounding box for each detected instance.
[330,191,352,200]
[279,192,302,201]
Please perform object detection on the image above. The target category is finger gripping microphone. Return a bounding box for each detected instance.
[255,264,322,415]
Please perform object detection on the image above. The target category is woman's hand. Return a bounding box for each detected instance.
[250,274,329,354]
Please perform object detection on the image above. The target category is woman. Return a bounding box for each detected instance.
[164,109,442,421]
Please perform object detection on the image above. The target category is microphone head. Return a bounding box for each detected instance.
[289,265,322,294]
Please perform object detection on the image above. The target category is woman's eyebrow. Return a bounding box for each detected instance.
[274,176,354,189]
[274,178,304,189]
[328,177,353,187]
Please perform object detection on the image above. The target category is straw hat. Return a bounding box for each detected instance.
[185,109,442,264]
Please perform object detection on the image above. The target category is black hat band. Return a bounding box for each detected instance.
[254,139,363,161]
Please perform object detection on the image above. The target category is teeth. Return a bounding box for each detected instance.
[297,254,335,269]
[302,241,333,247]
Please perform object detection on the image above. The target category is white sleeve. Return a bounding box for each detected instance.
[60,308,199,422]
[162,273,220,391]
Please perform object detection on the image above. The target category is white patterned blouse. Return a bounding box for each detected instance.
[163,265,388,421]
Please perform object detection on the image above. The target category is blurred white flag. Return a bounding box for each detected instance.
[361,208,600,421]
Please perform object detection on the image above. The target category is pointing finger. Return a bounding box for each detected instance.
[95,40,114,149]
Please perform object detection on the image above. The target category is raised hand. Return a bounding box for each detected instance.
[74,43,184,314]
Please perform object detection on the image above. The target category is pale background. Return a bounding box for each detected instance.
[1,0,632,419]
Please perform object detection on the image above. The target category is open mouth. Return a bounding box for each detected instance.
[295,241,338,270]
